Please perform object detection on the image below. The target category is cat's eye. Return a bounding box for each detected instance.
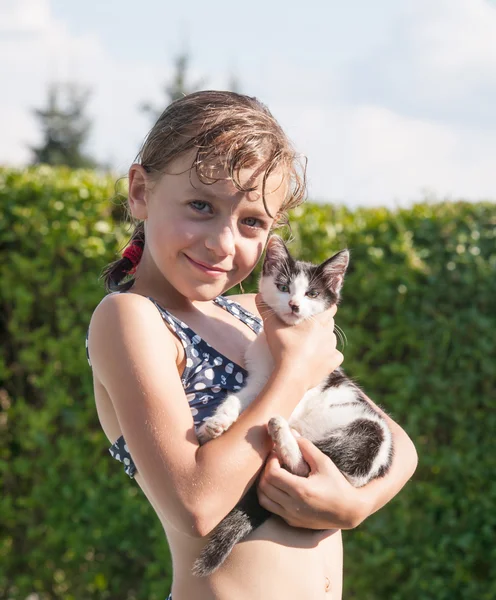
[277,284,289,293]
[306,290,320,298]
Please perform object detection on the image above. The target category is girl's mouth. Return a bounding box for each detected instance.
[184,254,229,277]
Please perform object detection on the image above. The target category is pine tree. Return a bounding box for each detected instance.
[140,52,207,122]
[31,83,97,168]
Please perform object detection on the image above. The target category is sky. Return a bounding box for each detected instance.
[1,0,496,207]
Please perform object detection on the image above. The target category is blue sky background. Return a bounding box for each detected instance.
[1,0,496,207]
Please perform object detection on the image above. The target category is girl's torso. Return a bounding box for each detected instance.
[88,292,343,600]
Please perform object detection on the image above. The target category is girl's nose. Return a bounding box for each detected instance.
[205,224,235,256]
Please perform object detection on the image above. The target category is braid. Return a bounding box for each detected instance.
[101,222,145,292]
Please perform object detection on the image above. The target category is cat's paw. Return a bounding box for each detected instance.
[197,411,236,445]
[267,416,287,441]
[268,416,309,476]
[196,422,214,445]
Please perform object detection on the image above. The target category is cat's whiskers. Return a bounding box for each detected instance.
[306,314,320,326]
[334,324,348,349]
[258,306,278,325]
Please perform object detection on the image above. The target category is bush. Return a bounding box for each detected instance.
[0,166,171,600]
[1,166,494,599]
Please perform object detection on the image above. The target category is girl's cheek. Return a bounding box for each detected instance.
[242,239,265,269]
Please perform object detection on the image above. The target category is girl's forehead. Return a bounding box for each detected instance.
[163,151,287,211]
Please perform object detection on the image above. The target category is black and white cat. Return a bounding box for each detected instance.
[194,235,393,576]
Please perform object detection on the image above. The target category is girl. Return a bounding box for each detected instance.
[86,91,417,600]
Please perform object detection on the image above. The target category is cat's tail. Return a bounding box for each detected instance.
[192,487,269,577]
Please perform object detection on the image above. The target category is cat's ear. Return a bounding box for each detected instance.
[317,249,350,297]
[263,235,292,275]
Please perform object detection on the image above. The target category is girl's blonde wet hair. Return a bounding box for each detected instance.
[102,90,307,292]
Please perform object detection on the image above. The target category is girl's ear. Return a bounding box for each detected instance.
[128,164,149,220]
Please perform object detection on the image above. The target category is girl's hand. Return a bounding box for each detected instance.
[257,436,368,530]
[255,294,343,390]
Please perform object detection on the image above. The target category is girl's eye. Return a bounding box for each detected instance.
[306,290,319,298]
[243,217,262,228]
[190,201,212,214]
[277,284,289,293]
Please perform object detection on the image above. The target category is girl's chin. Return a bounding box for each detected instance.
[182,281,233,302]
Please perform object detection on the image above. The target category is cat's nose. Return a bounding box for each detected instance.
[289,301,300,313]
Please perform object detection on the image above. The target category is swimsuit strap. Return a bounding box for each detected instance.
[146,297,198,348]
[213,295,263,334]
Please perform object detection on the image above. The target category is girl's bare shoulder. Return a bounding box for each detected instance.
[88,292,179,376]
[89,291,169,332]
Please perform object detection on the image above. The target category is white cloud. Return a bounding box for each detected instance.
[279,101,496,207]
[411,0,496,73]
[341,0,496,129]
[0,0,51,32]
[339,106,494,205]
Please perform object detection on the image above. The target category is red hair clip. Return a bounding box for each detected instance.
[122,242,143,274]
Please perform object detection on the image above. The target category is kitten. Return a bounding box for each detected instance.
[194,235,394,576]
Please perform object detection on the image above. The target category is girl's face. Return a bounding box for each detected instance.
[128,151,288,302]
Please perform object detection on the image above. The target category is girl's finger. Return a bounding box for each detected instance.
[258,477,293,506]
[265,451,282,471]
[263,460,307,496]
[296,437,327,473]
[257,488,286,518]
[315,311,335,329]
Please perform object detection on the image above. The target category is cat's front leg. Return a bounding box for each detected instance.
[197,394,243,444]
[197,334,273,445]
[268,416,310,477]
[197,380,262,444]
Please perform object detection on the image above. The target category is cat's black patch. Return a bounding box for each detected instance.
[263,235,294,276]
[315,419,385,480]
[324,367,349,389]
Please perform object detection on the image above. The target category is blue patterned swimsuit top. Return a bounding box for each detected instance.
[85,294,263,478]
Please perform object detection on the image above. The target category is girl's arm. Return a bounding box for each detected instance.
[88,292,341,538]
[257,396,418,530]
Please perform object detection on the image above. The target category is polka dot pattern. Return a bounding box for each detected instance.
[86,294,262,479]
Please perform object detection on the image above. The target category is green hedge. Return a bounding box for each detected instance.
[1,166,495,599]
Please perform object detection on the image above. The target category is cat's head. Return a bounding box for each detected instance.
[259,235,349,325]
